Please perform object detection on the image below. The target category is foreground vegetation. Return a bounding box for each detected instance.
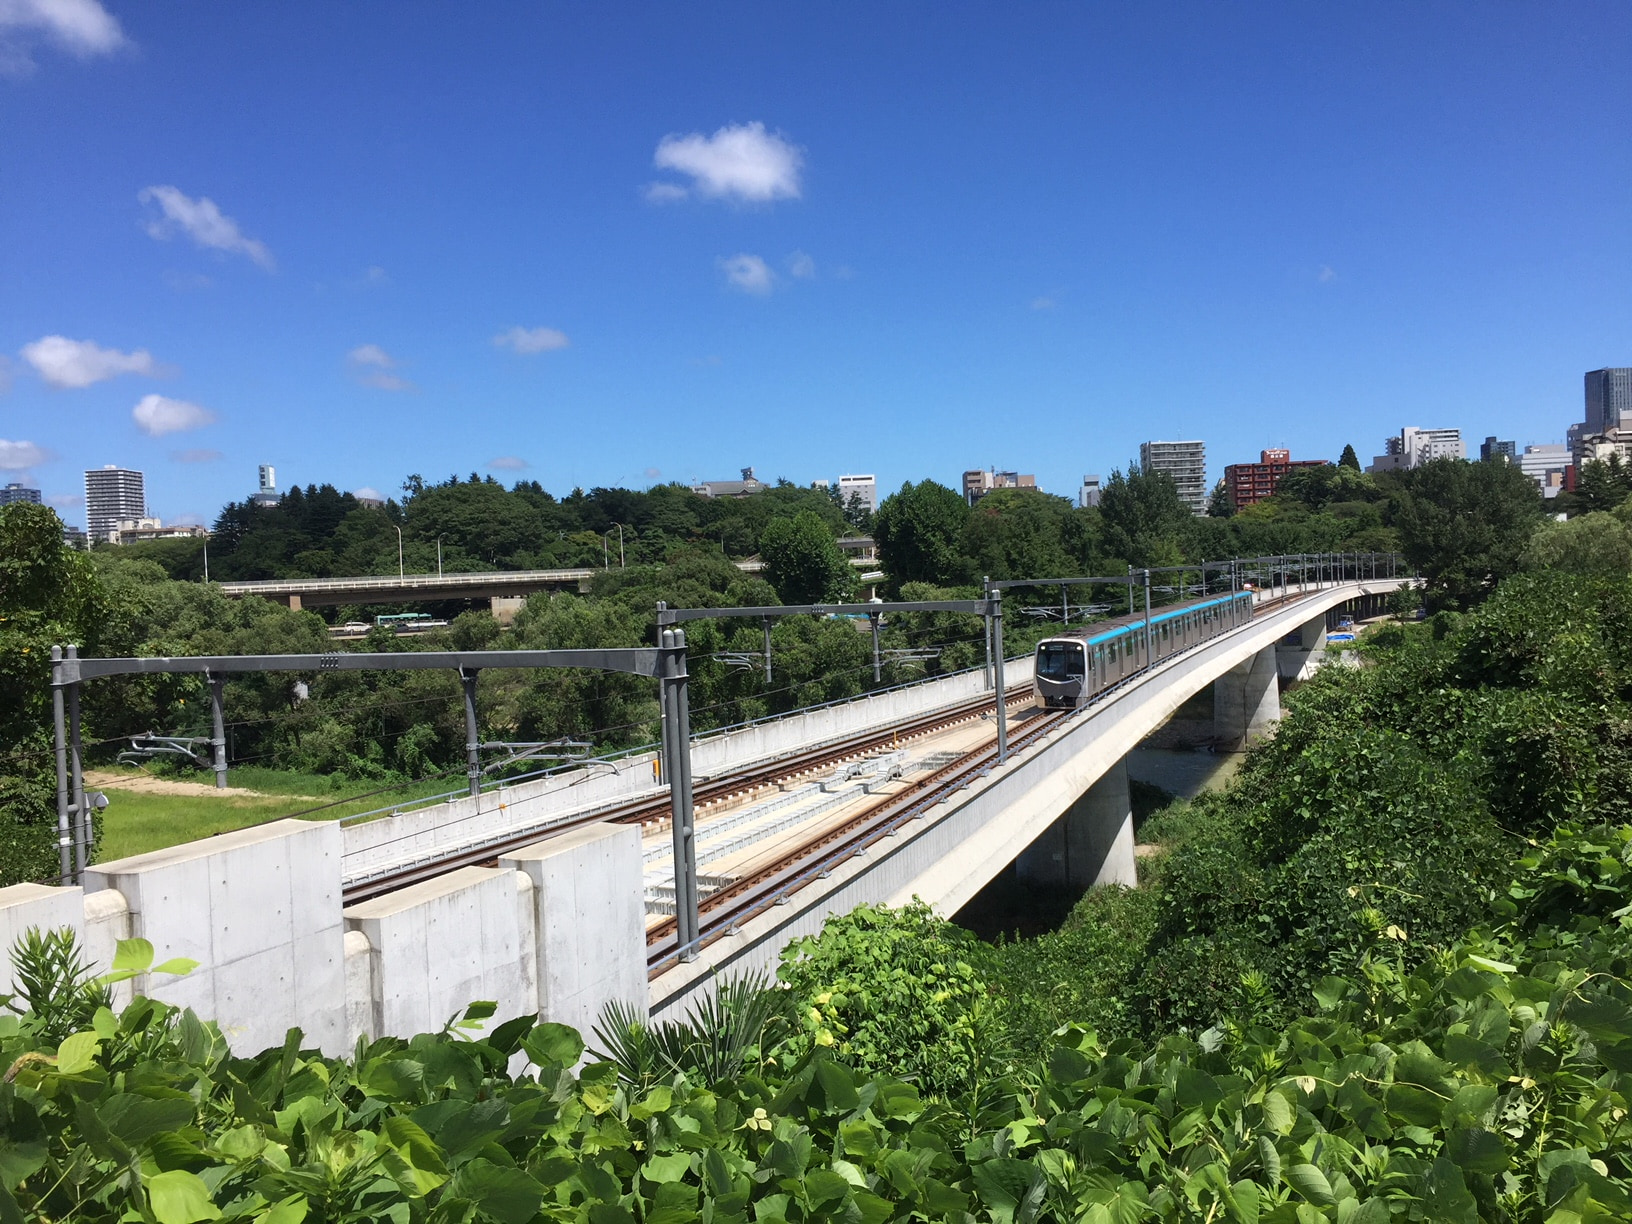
[3,814,1627,1223]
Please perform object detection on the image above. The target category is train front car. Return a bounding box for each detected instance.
[1034,635,1090,709]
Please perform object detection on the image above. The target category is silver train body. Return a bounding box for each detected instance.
[1032,590,1254,710]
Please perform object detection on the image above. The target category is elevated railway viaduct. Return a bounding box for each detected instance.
[3,577,1395,1053]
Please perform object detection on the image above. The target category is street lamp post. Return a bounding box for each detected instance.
[201,534,209,583]
[614,523,625,567]
[393,524,404,579]
[436,534,445,576]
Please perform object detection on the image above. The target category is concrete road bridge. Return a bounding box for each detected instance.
[216,539,882,612]
[5,574,1397,1056]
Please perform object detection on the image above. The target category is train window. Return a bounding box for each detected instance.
[1037,642,1084,679]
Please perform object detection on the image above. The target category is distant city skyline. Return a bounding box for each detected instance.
[3,5,1627,523]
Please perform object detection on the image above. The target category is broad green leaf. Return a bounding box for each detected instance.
[522,1022,585,1068]
[447,1158,546,1224]
[112,937,155,973]
[1445,1127,1508,1175]
[151,958,200,977]
[643,1152,692,1183]
[100,1093,197,1146]
[1260,1090,1293,1135]
[1286,1164,1335,1207]
[55,1031,99,1075]
[1228,1179,1260,1224]
[254,1196,308,1224]
[147,1169,220,1224]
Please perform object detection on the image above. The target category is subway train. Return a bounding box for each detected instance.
[1032,590,1254,710]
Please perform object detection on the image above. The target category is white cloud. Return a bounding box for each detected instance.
[651,121,803,203]
[352,486,383,501]
[0,0,126,74]
[487,455,529,471]
[720,253,775,295]
[1318,264,1338,283]
[0,439,50,469]
[642,181,689,204]
[493,326,570,355]
[132,394,215,437]
[643,467,662,480]
[48,492,82,508]
[1030,295,1057,311]
[347,344,414,391]
[21,334,160,388]
[139,186,275,270]
[171,448,222,463]
[787,251,816,279]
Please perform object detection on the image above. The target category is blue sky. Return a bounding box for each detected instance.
[3,2,1629,529]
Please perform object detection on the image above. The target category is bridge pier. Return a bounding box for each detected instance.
[283,593,302,611]
[490,595,526,625]
[1277,611,1329,682]
[1014,758,1136,889]
[1214,645,1280,749]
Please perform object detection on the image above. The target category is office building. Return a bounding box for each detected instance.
[837,473,877,514]
[1079,475,1102,509]
[1222,449,1328,512]
[1366,427,1464,473]
[1480,437,1517,463]
[1517,444,1569,498]
[962,469,1035,505]
[692,466,766,499]
[252,464,280,507]
[0,483,42,506]
[62,526,88,550]
[1584,368,1632,434]
[1139,440,1207,515]
[84,466,146,543]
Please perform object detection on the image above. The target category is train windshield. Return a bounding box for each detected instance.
[1037,642,1085,680]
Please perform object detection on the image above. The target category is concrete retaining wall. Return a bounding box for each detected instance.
[0,815,650,1057]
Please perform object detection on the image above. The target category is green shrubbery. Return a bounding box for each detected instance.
[4,815,1628,1223]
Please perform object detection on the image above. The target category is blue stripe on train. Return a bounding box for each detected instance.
[1044,594,1246,652]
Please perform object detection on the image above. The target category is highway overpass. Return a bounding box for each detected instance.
[217,540,881,611]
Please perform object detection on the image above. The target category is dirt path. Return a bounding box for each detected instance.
[84,769,315,800]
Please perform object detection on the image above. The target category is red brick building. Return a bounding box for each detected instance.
[1222,449,1330,511]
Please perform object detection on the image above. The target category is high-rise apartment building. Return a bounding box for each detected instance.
[1480,437,1517,463]
[0,483,42,506]
[84,466,146,543]
[1079,475,1102,509]
[837,474,877,514]
[962,469,1036,505]
[1139,440,1207,515]
[1222,449,1328,512]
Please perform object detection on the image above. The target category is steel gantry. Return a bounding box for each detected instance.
[47,641,701,955]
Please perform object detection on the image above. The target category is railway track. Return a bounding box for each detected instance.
[644,706,1074,973]
[340,682,1034,905]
